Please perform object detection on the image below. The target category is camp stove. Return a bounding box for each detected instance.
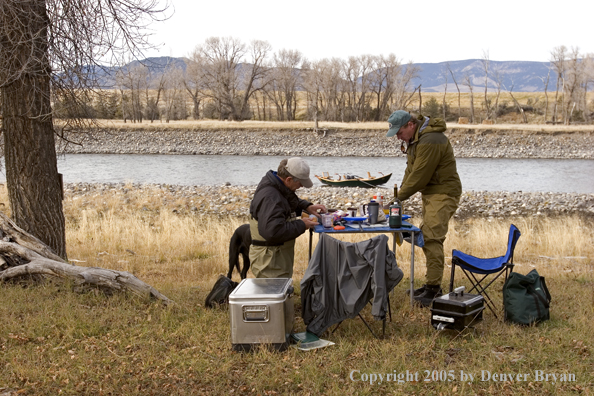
[431,286,484,331]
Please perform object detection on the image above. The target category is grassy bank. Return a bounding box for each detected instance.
[1,189,593,395]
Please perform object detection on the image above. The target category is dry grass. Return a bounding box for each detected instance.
[1,188,593,395]
[82,117,594,134]
[86,118,391,131]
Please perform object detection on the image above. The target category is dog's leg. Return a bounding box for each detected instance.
[228,235,240,279]
[240,252,250,279]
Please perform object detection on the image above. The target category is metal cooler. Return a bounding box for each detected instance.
[431,287,484,331]
[229,278,294,351]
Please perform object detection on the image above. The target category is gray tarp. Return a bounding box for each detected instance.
[300,233,404,336]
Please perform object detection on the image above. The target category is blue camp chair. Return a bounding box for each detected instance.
[449,224,521,317]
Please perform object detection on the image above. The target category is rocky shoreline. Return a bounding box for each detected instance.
[64,182,594,221]
[61,127,594,159]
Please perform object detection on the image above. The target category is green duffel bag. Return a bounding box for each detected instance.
[503,269,551,325]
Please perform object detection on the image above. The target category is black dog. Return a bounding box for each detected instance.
[227,224,251,280]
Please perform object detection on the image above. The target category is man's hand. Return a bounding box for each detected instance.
[302,217,319,229]
[306,204,327,219]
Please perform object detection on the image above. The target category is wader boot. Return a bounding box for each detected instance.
[413,284,443,308]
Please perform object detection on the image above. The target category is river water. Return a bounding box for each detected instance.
[1,154,593,193]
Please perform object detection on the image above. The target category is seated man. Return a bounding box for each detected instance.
[249,157,327,278]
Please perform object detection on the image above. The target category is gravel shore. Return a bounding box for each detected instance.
[61,127,594,159]
[64,182,594,221]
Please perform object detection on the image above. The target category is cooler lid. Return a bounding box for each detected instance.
[436,292,483,306]
[229,278,293,301]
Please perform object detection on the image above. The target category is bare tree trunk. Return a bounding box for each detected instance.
[507,84,528,123]
[541,69,551,123]
[191,97,200,120]
[1,1,66,259]
[561,78,567,124]
[482,51,491,120]
[553,86,559,123]
[464,74,475,123]
[442,67,448,119]
[447,63,461,118]
[550,46,568,124]
[492,68,503,122]
[254,93,261,120]
[469,90,475,123]
[565,102,575,125]
[314,106,319,133]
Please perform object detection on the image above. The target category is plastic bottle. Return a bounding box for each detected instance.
[372,193,382,215]
[377,191,386,214]
[389,184,403,228]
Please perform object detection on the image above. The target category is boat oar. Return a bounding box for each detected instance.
[356,179,391,189]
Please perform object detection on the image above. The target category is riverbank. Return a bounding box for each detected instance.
[60,123,594,159]
[62,182,594,220]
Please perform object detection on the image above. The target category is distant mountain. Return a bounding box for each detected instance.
[90,56,187,89]
[410,59,554,92]
[91,57,555,92]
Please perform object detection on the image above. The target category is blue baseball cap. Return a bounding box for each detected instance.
[386,110,411,137]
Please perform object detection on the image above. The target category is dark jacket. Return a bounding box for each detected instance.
[399,115,462,201]
[249,170,312,245]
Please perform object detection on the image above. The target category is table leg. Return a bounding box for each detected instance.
[308,228,313,262]
[410,231,415,307]
[392,232,396,252]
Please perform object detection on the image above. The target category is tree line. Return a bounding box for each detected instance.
[60,36,421,124]
[58,39,594,126]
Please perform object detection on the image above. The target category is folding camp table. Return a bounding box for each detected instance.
[308,220,422,307]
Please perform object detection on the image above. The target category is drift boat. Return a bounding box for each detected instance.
[314,172,392,188]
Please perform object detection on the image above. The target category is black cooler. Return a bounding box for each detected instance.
[431,287,484,331]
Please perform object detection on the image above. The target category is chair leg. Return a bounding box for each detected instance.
[449,262,456,292]
[358,313,380,339]
[461,269,504,318]
[331,321,343,334]
[333,308,384,338]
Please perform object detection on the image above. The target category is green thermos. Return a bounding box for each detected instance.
[389,184,402,228]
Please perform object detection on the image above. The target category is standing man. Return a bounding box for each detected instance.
[249,157,327,279]
[387,111,462,306]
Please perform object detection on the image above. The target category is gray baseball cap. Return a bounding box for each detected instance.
[286,157,313,188]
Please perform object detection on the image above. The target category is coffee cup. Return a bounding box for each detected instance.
[359,204,368,216]
[347,207,357,217]
[368,201,380,224]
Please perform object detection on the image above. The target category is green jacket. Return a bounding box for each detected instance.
[398,115,462,201]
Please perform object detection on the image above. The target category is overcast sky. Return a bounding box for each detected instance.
[144,0,594,63]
